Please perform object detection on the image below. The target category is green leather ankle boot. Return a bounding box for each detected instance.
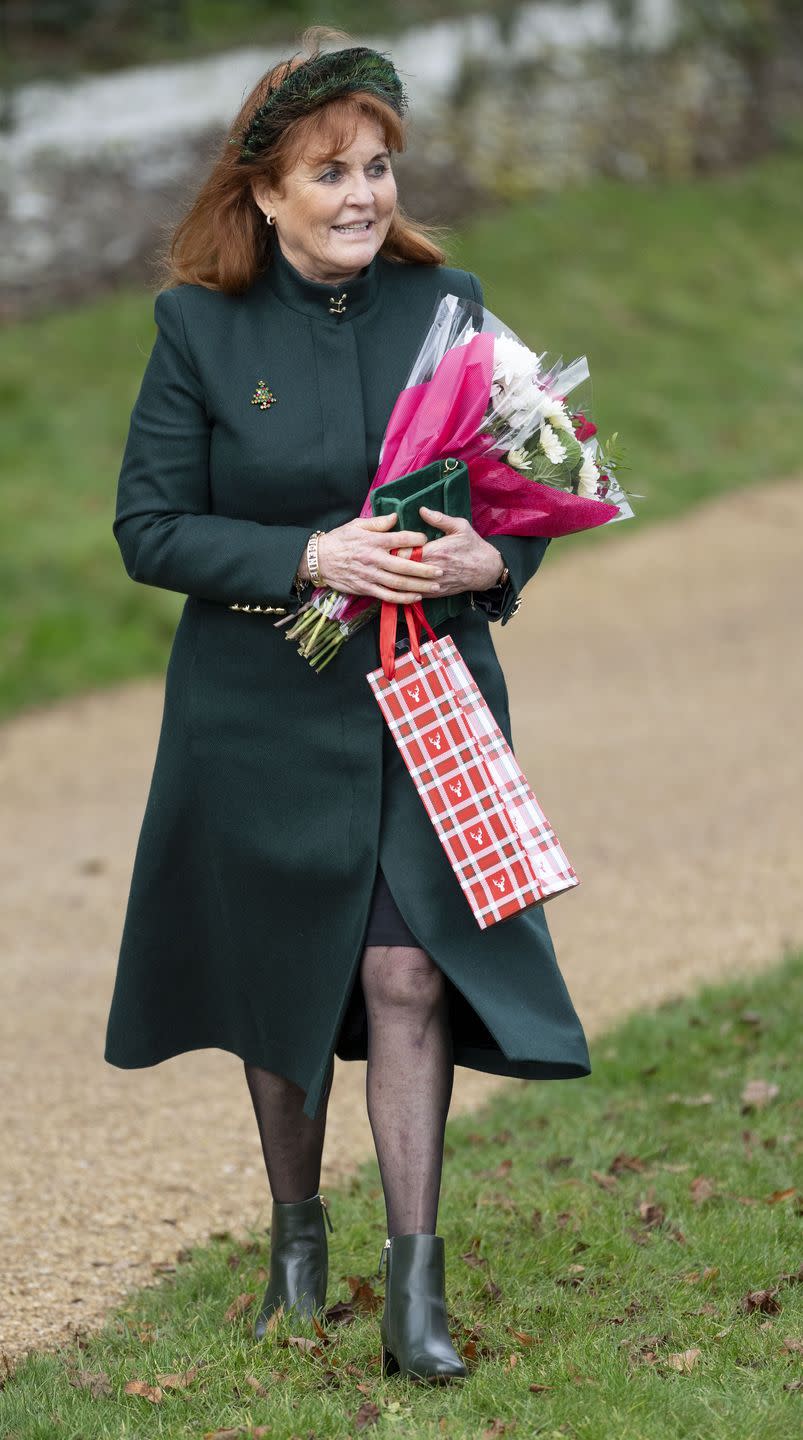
[254,1192,333,1339]
[378,1232,467,1382]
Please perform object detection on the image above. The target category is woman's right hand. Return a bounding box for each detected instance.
[315,513,443,604]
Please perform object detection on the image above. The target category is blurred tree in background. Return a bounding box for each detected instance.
[2,2,801,159]
[676,0,803,153]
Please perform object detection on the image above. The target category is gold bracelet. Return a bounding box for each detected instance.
[306,529,326,587]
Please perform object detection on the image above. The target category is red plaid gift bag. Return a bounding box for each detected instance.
[366,562,579,930]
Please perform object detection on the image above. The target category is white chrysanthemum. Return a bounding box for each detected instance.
[506,446,532,472]
[541,396,574,434]
[539,422,567,466]
[576,451,600,498]
[492,331,542,387]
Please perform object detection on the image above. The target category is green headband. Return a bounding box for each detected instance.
[232,46,408,165]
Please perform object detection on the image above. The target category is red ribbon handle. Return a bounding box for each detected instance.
[379,544,439,680]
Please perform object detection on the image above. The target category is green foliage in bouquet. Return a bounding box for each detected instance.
[555,429,584,480]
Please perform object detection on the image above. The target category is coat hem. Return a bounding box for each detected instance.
[103,1036,316,1101]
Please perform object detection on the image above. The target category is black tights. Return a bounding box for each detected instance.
[243,944,454,1236]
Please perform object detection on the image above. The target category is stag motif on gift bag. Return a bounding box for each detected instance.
[405,684,421,702]
[469,826,485,847]
[448,779,463,799]
[428,730,443,751]
[493,876,508,893]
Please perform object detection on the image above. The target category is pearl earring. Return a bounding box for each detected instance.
[266,213,275,226]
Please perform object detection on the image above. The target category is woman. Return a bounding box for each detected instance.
[104,27,590,1382]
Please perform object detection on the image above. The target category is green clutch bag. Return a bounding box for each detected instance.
[369,457,471,628]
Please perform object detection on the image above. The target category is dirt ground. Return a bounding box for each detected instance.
[2,477,800,1377]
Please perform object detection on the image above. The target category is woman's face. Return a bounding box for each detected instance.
[252,115,397,286]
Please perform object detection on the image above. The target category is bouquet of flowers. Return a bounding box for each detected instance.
[277,292,639,670]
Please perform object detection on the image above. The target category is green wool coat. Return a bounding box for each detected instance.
[103,240,591,1119]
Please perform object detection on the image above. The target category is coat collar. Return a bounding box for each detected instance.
[261,238,381,323]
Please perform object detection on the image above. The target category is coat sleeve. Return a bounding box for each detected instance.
[113,288,311,606]
[467,269,551,626]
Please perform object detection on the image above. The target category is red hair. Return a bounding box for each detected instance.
[154,26,450,294]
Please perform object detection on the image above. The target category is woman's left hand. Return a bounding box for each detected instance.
[411,504,505,595]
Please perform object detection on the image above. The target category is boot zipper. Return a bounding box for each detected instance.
[319,1194,334,1233]
[377,1236,391,1278]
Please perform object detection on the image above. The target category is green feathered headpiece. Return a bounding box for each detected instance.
[232,46,408,164]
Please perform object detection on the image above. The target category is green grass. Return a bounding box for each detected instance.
[2,952,801,1439]
[2,149,803,720]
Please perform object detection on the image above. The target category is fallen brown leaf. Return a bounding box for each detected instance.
[483,1421,516,1438]
[506,1327,538,1345]
[155,1365,200,1390]
[224,1292,255,1323]
[638,1202,666,1228]
[765,1188,796,1205]
[346,1279,383,1315]
[123,1379,164,1403]
[609,1152,648,1174]
[288,1336,324,1354]
[689,1176,717,1205]
[354,1399,381,1429]
[627,1226,652,1246]
[740,1079,780,1113]
[592,1170,618,1192]
[781,1338,803,1356]
[461,1248,487,1271]
[784,1379,803,1392]
[261,1305,284,1334]
[665,1348,701,1374]
[623,1334,667,1366]
[476,1159,515,1180]
[204,1430,271,1440]
[741,1288,782,1315]
[528,1382,553,1393]
[682,1267,719,1284]
[67,1370,112,1398]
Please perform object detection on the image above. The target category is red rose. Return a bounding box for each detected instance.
[573,412,597,442]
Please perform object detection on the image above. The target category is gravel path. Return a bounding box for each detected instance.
[2,477,800,1377]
